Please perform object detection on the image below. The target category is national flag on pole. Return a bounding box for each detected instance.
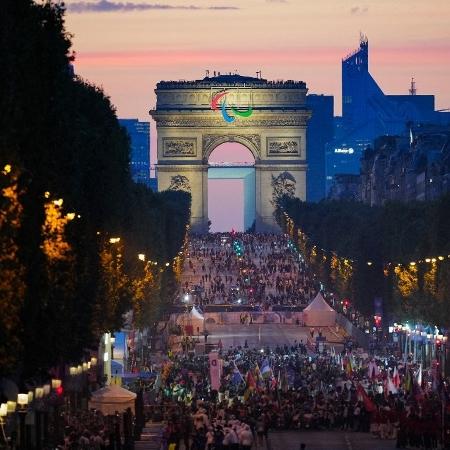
[356,383,377,413]
[384,371,398,395]
[261,358,272,380]
[345,356,353,376]
[254,363,263,381]
[246,370,256,391]
[392,366,400,388]
[231,361,245,385]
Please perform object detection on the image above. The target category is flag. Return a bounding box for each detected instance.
[356,383,377,413]
[231,367,244,385]
[254,363,263,382]
[246,370,256,391]
[345,357,353,376]
[384,371,398,395]
[261,358,272,380]
[392,366,400,388]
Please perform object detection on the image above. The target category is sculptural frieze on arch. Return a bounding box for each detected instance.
[162,138,197,157]
[150,74,311,233]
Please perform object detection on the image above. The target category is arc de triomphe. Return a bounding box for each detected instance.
[150,74,311,233]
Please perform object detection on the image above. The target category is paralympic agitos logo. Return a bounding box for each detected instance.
[211,91,253,123]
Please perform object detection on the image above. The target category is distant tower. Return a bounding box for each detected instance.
[409,77,417,95]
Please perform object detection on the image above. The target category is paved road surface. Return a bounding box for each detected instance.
[268,431,396,450]
[203,323,343,351]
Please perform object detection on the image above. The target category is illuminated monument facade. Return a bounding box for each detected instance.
[150,74,311,233]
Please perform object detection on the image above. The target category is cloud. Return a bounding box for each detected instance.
[350,5,368,15]
[66,0,239,13]
[266,0,287,3]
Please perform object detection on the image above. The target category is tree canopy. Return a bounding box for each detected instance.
[0,0,190,380]
[276,196,450,326]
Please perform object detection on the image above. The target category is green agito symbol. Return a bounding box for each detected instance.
[211,91,253,123]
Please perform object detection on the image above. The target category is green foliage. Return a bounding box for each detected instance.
[277,195,450,325]
[0,0,190,379]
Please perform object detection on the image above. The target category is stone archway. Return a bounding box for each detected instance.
[202,134,261,164]
[208,142,256,232]
[150,74,311,233]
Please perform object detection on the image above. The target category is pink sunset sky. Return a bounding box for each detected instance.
[63,0,450,230]
[65,0,450,120]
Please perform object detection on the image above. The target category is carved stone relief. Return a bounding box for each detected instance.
[168,175,191,192]
[267,137,301,156]
[163,138,197,157]
[155,117,308,128]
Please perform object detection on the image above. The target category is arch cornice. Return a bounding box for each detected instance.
[202,133,261,163]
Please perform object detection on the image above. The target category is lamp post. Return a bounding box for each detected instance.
[0,403,8,445]
[103,332,112,385]
[17,393,29,450]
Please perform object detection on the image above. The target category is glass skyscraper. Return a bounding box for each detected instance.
[118,119,151,186]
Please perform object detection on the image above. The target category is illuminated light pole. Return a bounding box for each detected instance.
[17,393,28,450]
[0,403,7,444]
[103,332,112,385]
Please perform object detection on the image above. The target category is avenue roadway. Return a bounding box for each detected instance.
[204,323,344,351]
[267,431,397,450]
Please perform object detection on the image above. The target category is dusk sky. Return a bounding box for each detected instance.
[64,0,450,230]
[65,0,450,123]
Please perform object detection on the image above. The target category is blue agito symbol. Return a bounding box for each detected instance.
[211,91,253,123]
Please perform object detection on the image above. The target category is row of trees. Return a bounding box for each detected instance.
[276,196,450,326]
[0,1,190,381]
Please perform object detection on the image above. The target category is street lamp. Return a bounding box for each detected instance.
[0,403,7,445]
[138,253,146,261]
[17,393,29,450]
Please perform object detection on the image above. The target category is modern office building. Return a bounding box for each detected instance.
[118,119,152,186]
[326,35,442,195]
[306,94,334,201]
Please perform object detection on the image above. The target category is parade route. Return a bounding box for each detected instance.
[268,430,397,450]
[203,324,344,351]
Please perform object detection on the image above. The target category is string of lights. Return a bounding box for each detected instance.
[283,212,450,269]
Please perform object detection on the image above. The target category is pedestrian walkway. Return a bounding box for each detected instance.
[134,422,164,450]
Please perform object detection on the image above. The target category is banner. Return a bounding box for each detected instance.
[209,352,221,391]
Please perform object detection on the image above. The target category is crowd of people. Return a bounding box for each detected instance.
[53,233,450,450]
[179,233,318,309]
[59,408,133,450]
[142,341,448,450]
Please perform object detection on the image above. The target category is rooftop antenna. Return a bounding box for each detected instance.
[409,77,416,95]
[359,31,368,45]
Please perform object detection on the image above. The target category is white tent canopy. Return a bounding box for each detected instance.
[303,292,336,326]
[176,306,204,331]
[89,384,136,415]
